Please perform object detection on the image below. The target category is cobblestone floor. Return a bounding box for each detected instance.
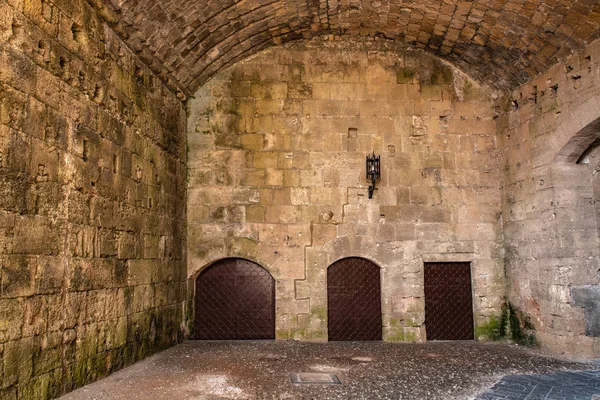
[478,370,600,399]
[60,341,599,400]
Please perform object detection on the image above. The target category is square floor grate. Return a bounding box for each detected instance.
[290,373,342,384]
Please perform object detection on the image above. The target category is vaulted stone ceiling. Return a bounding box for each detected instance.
[90,0,600,95]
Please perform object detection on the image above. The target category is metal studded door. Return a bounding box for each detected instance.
[194,258,275,340]
[327,257,382,341]
[424,262,474,340]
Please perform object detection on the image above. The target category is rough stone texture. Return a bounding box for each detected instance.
[479,370,600,400]
[187,37,505,343]
[3,1,600,398]
[571,286,600,337]
[0,0,187,398]
[497,38,600,358]
[85,0,600,93]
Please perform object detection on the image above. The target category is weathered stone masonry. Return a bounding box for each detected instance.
[2,0,600,397]
[0,0,187,398]
[187,38,505,342]
[93,0,600,93]
[497,40,600,357]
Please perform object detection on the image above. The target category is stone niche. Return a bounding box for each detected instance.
[187,37,504,342]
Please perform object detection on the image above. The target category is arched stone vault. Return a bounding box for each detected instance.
[89,0,600,95]
[4,0,600,396]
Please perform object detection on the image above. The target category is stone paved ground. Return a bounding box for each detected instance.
[59,341,600,400]
[478,370,600,400]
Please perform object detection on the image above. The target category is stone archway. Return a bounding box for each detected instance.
[327,257,382,341]
[555,115,600,164]
[565,117,600,338]
[194,258,276,340]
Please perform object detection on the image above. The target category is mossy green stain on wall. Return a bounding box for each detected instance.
[276,328,326,341]
[507,302,538,347]
[396,68,415,84]
[276,329,291,340]
[312,305,327,321]
[475,300,537,347]
[430,63,454,85]
[475,315,504,341]
[462,79,490,101]
[292,328,327,340]
[19,372,54,400]
[225,236,259,257]
[385,319,418,342]
[386,329,417,342]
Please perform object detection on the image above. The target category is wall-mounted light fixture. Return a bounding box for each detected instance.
[366,152,380,199]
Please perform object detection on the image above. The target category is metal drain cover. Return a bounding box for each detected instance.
[290,373,342,384]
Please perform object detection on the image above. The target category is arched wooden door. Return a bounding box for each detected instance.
[327,257,382,341]
[194,258,275,340]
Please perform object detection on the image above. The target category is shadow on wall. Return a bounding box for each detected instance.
[572,286,600,337]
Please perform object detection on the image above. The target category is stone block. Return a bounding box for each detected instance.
[3,337,34,387]
[252,152,278,169]
[0,47,37,95]
[128,259,158,285]
[250,82,287,100]
[242,169,266,186]
[240,134,264,150]
[1,255,35,298]
[310,187,333,205]
[34,257,62,294]
[265,206,302,224]
[258,225,283,248]
[330,83,358,100]
[246,205,265,223]
[291,279,312,303]
[271,188,291,205]
[421,206,452,223]
[380,205,421,223]
[394,224,416,241]
[312,223,337,246]
[411,186,441,205]
[290,188,309,206]
[311,83,330,99]
[287,82,312,99]
[300,170,322,187]
[117,231,138,259]
[377,223,395,242]
[0,298,23,342]
[0,83,29,134]
[255,100,282,115]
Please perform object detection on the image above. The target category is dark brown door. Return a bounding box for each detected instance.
[424,262,474,340]
[327,257,382,341]
[194,258,275,340]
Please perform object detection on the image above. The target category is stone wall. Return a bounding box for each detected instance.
[0,0,187,397]
[187,37,505,342]
[497,38,600,357]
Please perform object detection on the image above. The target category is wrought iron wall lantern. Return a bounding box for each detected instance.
[366,152,380,199]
